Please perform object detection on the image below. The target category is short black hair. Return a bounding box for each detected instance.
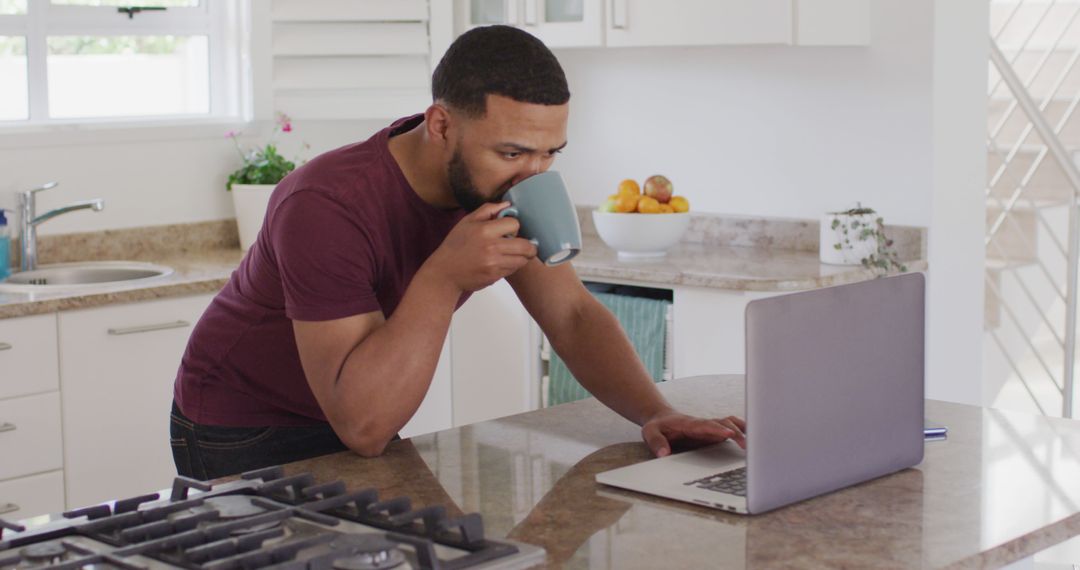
[432,25,570,117]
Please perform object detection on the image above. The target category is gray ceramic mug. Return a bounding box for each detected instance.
[496,171,582,266]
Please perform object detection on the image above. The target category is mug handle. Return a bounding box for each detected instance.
[496,207,540,247]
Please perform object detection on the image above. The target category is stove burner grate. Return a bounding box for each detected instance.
[0,466,543,570]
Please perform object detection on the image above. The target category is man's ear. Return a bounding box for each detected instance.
[425,103,453,146]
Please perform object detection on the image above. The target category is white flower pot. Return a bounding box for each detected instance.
[230,184,276,251]
[820,212,878,265]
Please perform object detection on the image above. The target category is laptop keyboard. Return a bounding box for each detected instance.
[686,467,747,496]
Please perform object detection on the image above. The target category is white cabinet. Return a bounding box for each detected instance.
[444,278,786,424]
[455,0,868,49]
[451,280,540,426]
[0,471,65,521]
[0,313,64,518]
[0,313,59,400]
[457,0,603,47]
[398,336,454,439]
[525,0,604,48]
[671,286,779,378]
[605,0,792,48]
[0,392,63,482]
[796,0,870,46]
[58,294,213,509]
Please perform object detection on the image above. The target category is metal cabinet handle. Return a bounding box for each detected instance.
[0,503,19,515]
[0,343,11,351]
[107,320,190,336]
[0,423,15,434]
[611,0,627,29]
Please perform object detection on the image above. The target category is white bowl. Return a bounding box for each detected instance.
[592,210,691,258]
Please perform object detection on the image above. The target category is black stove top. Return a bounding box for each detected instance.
[0,466,544,570]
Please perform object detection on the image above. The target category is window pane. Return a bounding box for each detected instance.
[0,0,27,15]
[47,35,209,119]
[51,0,198,6]
[0,36,28,121]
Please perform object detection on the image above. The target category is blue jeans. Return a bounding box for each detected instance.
[169,401,349,480]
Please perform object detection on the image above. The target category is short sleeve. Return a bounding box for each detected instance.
[270,190,383,321]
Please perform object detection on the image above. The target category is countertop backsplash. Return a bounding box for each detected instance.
[575,205,925,261]
[27,219,239,266]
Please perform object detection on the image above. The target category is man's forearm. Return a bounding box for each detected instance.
[334,266,461,453]
[548,298,674,425]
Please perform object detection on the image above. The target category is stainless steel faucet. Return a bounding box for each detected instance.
[18,182,105,272]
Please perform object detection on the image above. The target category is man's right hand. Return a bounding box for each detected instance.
[424,201,538,293]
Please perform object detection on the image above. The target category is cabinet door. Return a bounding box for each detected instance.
[672,287,778,378]
[521,0,603,48]
[605,0,792,47]
[0,313,59,400]
[456,0,521,33]
[456,0,602,47]
[0,471,65,521]
[398,337,453,439]
[795,0,870,46]
[59,294,214,509]
[451,280,540,426]
[0,392,62,481]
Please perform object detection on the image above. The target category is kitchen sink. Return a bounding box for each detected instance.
[0,261,174,292]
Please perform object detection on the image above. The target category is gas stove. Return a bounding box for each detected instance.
[0,466,544,570]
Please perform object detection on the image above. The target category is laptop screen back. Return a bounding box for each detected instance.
[744,273,926,514]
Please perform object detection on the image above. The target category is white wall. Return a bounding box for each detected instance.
[0,120,383,236]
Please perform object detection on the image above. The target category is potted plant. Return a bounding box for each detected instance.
[226,112,306,251]
[820,204,908,274]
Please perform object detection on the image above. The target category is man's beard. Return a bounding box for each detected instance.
[448,148,492,212]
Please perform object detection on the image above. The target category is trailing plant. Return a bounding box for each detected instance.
[828,203,908,275]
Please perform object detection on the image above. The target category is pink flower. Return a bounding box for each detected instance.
[224,130,239,139]
[282,123,292,133]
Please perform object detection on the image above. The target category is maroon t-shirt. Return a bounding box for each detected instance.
[174,115,468,426]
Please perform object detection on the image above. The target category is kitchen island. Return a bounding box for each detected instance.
[273,375,1080,569]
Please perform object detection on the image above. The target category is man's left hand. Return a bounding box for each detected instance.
[641,411,747,457]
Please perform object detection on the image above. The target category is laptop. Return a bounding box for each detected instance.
[596,272,926,515]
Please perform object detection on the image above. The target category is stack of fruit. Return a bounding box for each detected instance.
[599,175,690,214]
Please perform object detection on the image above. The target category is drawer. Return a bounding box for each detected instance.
[0,313,59,400]
[0,392,63,480]
[60,294,213,507]
[0,470,65,521]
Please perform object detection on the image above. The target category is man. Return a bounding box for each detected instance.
[171,25,746,480]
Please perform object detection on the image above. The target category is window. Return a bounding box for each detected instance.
[0,0,242,126]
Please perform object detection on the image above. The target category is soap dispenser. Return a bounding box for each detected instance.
[0,209,10,280]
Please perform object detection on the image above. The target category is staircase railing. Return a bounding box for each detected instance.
[987,0,1080,418]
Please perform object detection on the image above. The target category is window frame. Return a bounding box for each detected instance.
[0,0,247,133]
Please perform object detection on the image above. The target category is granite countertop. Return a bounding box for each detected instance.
[0,213,928,319]
[574,234,928,291]
[0,248,243,319]
[274,375,1080,569]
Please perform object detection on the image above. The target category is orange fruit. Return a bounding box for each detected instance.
[615,193,641,213]
[658,203,674,214]
[617,179,641,197]
[669,196,690,213]
[637,196,662,214]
